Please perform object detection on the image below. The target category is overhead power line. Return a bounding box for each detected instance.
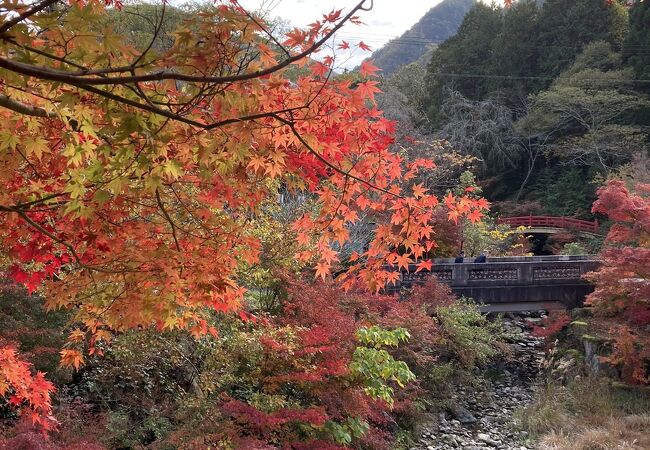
[433,72,650,84]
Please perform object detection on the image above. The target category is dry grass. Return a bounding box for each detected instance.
[517,378,650,450]
[537,415,650,450]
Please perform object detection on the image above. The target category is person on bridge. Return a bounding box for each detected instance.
[474,251,487,263]
[454,251,465,263]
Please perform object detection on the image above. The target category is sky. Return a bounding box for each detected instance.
[236,0,448,68]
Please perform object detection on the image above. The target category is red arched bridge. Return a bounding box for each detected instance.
[497,215,599,234]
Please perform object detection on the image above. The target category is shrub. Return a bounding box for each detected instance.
[560,242,587,256]
[434,299,502,369]
[586,180,650,384]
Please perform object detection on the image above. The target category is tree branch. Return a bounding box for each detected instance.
[0,0,59,35]
[0,0,371,86]
[0,93,54,117]
[156,188,181,252]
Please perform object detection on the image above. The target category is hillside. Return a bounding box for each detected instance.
[370,0,476,76]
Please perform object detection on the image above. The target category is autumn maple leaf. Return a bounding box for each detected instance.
[412,183,428,199]
[356,80,381,101]
[415,260,432,273]
[360,60,380,78]
[315,261,330,280]
[357,41,372,52]
[467,209,484,224]
[323,8,343,22]
[284,28,307,47]
[59,349,84,370]
[443,192,455,209]
[395,253,412,271]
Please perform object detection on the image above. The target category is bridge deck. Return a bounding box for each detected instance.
[389,255,601,311]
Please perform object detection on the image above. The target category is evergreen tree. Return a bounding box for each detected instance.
[535,0,628,85]
[425,3,502,124]
[623,0,650,91]
[488,0,541,104]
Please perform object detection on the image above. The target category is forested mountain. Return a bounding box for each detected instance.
[379,0,650,221]
[369,0,476,76]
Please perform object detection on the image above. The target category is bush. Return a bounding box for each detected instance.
[9,276,504,449]
[434,299,502,369]
[560,242,587,256]
[586,180,650,384]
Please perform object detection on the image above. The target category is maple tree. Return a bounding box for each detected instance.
[586,180,650,384]
[0,0,487,427]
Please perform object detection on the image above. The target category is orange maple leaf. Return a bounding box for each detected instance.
[467,209,484,223]
[448,209,460,224]
[60,349,84,370]
[412,183,428,199]
[444,192,455,209]
[360,60,380,78]
[395,253,412,271]
[315,261,330,280]
[415,259,433,273]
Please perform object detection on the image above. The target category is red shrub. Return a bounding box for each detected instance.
[532,311,571,339]
[586,181,650,384]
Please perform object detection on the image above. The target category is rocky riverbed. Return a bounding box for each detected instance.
[412,313,547,450]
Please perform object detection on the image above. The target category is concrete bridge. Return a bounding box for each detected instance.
[388,255,601,312]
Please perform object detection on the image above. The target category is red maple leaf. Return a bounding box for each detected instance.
[357,41,372,52]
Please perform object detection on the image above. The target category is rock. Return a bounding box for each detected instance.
[410,312,545,450]
[524,317,543,326]
[477,433,499,447]
[447,403,478,425]
[413,412,438,438]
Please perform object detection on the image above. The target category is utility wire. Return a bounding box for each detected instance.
[432,72,650,84]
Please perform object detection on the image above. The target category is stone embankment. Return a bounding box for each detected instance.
[413,313,547,450]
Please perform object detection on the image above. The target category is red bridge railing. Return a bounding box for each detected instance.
[497,215,599,233]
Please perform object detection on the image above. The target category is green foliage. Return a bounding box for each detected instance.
[0,285,69,383]
[487,0,541,99]
[238,189,311,314]
[560,242,588,256]
[68,329,203,447]
[462,220,529,257]
[457,173,530,257]
[623,0,650,91]
[535,0,628,82]
[519,42,647,176]
[323,416,370,446]
[104,408,173,448]
[351,327,415,405]
[435,299,502,369]
[426,2,502,124]
[356,326,411,349]
[420,0,648,215]
[530,167,597,218]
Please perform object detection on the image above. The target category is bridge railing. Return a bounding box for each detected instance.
[497,215,599,233]
[385,256,601,294]
[383,256,602,308]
